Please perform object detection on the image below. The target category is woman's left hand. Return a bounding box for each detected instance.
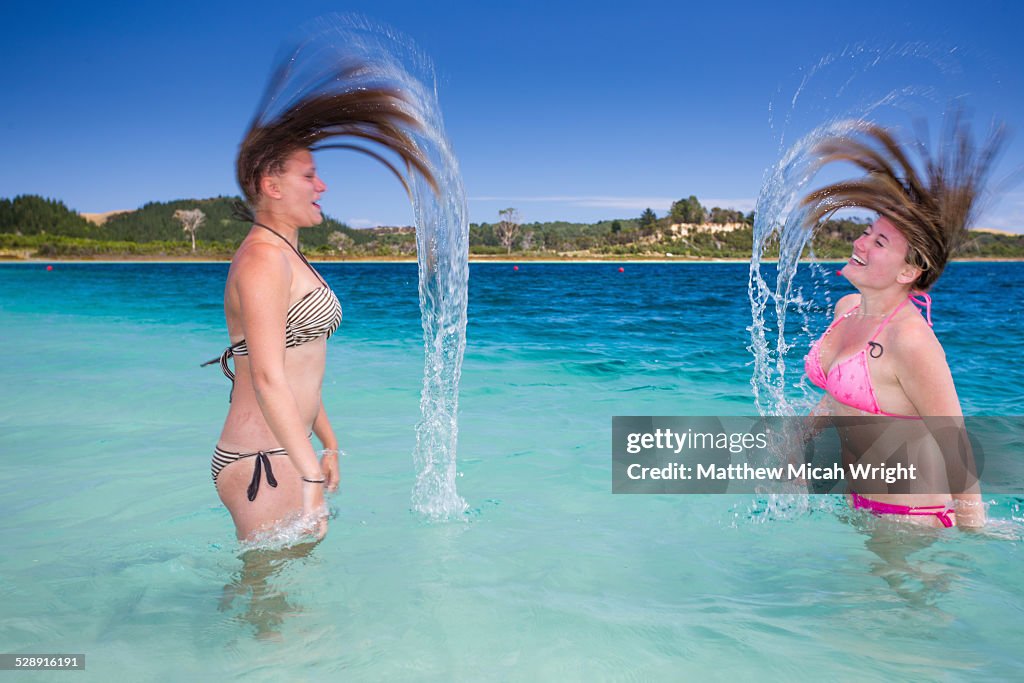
[321,449,340,493]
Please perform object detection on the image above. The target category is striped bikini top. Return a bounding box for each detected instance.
[202,222,342,397]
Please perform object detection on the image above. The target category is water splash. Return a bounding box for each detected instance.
[747,44,977,518]
[750,42,980,417]
[408,93,470,521]
[274,16,469,519]
[240,505,336,552]
[748,119,865,416]
[767,42,965,153]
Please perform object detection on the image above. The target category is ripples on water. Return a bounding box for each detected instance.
[2,261,1024,677]
[4,40,1024,670]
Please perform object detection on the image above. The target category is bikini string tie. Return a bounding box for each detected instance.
[247,451,279,502]
[909,292,933,327]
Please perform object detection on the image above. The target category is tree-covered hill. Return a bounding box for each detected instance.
[1,193,1021,260]
[0,194,361,245]
[0,194,371,257]
[0,195,95,237]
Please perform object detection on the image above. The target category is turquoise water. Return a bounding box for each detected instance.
[1,262,1023,681]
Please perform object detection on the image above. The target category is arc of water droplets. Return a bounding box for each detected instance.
[748,119,866,417]
[278,15,470,520]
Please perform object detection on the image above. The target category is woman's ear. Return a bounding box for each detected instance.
[896,262,922,286]
[259,174,282,200]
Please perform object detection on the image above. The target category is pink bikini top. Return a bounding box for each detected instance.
[805,293,932,419]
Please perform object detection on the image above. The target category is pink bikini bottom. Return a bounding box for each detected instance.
[851,491,954,528]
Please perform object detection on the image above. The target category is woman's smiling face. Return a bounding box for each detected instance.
[842,216,920,290]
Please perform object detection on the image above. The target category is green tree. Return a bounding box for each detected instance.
[708,207,744,224]
[638,208,657,229]
[670,195,706,224]
[0,195,93,237]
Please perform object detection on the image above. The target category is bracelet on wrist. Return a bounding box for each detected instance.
[301,476,327,484]
[321,448,341,458]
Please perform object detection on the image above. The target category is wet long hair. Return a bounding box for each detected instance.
[236,48,438,218]
[801,114,1006,290]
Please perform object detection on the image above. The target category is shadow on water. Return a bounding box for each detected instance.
[841,512,954,610]
[219,540,321,640]
[844,497,1024,612]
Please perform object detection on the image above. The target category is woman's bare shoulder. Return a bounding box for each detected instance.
[889,311,943,359]
[833,293,861,319]
[230,240,292,288]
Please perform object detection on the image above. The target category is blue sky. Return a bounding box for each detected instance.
[2,0,1023,230]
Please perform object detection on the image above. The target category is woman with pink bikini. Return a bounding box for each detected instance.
[801,118,1004,528]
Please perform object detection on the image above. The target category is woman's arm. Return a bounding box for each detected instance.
[234,243,326,515]
[891,322,962,417]
[313,401,340,493]
[891,323,984,527]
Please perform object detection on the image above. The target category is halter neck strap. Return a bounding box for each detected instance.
[253,221,327,287]
[868,297,912,342]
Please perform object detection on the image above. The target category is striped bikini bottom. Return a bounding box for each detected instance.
[212,445,287,502]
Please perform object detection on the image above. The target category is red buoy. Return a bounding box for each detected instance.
[46,265,53,271]
[513,265,519,271]
[618,267,624,273]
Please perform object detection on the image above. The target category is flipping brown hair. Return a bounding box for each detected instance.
[236,56,439,213]
[801,114,1006,290]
